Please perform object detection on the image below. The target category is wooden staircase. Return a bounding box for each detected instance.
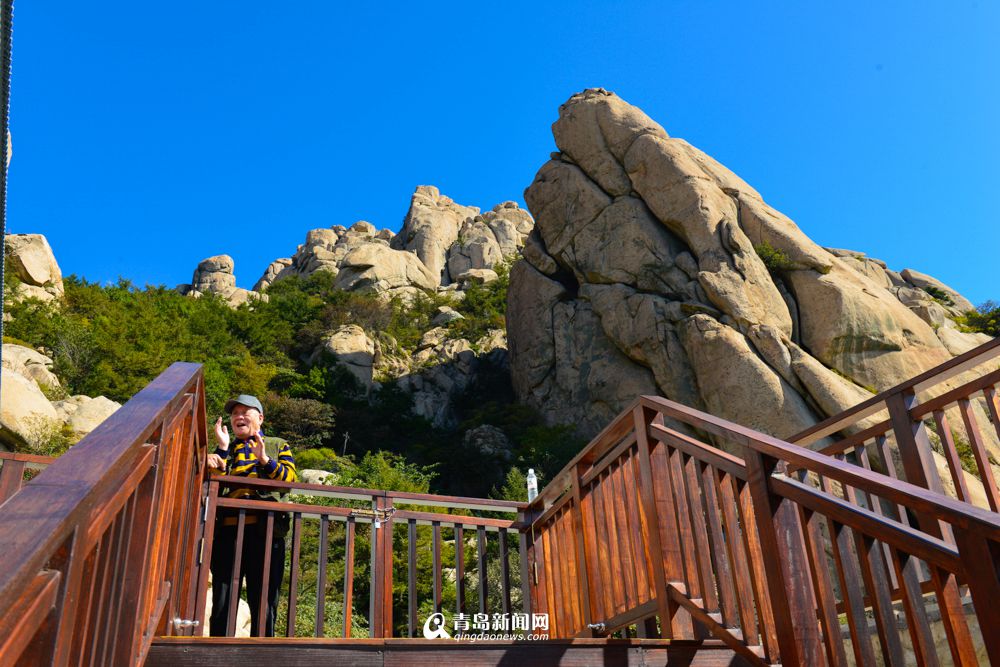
[2,337,1000,665]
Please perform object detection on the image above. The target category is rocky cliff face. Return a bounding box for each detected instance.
[509,89,990,439]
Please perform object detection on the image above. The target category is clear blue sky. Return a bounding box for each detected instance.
[8,2,998,304]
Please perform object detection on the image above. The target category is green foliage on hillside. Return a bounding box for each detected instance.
[955,300,999,337]
[4,265,579,498]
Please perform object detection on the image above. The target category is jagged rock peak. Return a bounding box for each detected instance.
[509,89,985,441]
[177,254,266,307]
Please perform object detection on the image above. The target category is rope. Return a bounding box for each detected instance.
[0,0,13,402]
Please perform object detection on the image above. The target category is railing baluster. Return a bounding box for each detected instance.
[889,549,940,667]
[256,511,275,637]
[570,463,593,632]
[286,512,301,637]
[681,452,717,613]
[798,505,849,667]
[315,515,328,637]
[590,472,615,621]
[455,523,466,616]
[952,526,1000,665]
[499,530,512,618]
[622,453,651,603]
[716,471,759,648]
[609,460,638,615]
[407,519,417,638]
[599,468,625,616]
[744,448,823,666]
[700,463,736,628]
[934,410,971,503]
[735,476,779,661]
[477,525,488,617]
[343,517,355,639]
[432,521,442,613]
[959,398,1000,511]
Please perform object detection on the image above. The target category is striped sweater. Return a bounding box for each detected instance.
[215,434,297,500]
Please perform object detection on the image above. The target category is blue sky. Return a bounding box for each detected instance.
[8,2,998,304]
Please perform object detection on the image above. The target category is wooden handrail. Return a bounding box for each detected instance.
[194,472,529,639]
[527,382,1000,665]
[0,362,208,666]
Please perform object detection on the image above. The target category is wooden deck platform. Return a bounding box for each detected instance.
[145,637,752,666]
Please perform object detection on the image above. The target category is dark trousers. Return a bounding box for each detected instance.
[209,519,286,636]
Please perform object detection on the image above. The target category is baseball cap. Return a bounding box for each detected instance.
[224,394,264,415]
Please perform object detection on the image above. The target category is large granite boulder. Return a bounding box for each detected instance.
[510,89,980,442]
[311,325,376,393]
[52,395,122,440]
[5,233,64,302]
[2,343,60,390]
[0,368,59,450]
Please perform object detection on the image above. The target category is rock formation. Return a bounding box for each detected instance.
[4,233,64,303]
[509,88,990,441]
[177,255,266,307]
[0,342,121,451]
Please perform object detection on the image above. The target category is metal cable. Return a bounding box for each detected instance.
[0,0,13,402]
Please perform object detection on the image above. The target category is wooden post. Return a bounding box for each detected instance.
[370,495,393,638]
[886,391,949,534]
[744,448,824,666]
[951,527,1000,665]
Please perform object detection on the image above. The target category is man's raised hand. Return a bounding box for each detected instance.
[249,432,270,466]
[214,416,230,450]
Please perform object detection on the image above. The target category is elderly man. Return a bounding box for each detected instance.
[207,394,297,637]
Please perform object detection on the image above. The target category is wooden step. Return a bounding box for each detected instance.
[146,637,755,666]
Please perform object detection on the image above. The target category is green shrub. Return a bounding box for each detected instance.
[955,300,999,337]
[753,241,796,274]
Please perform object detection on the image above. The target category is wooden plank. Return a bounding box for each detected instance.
[455,523,466,616]
[648,423,748,481]
[287,513,302,638]
[771,476,962,574]
[0,569,60,667]
[743,448,823,666]
[257,511,275,637]
[952,526,1000,665]
[734,478,778,662]
[343,518,355,639]
[716,472,759,649]
[681,452,718,613]
[647,434,694,639]
[828,517,878,667]
[610,459,639,612]
[622,453,652,603]
[665,587,769,667]
[910,366,1000,419]
[959,398,1000,511]
[889,548,940,667]
[667,446,702,604]
[578,483,604,624]
[934,410,971,503]
[798,506,849,667]
[146,635,756,667]
[432,521,442,613]
[408,520,417,638]
[315,515,328,637]
[853,531,906,666]
[569,464,593,631]
[700,463,736,629]
[590,472,615,621]
[598,469,626,615]
[632,406,673,639]
[0,458,26,504]
[477,526,488,618]
[787,336,1000,446]
[499,530,512,618]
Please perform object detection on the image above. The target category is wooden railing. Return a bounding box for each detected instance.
[0,451,53,504]
[525,392,1000,666]
[191,475,529,638]
[0,362,208,666]
[790,335,1000,512]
